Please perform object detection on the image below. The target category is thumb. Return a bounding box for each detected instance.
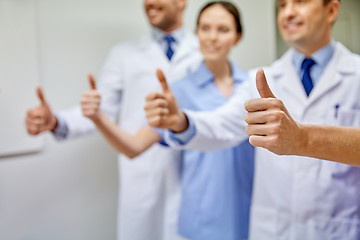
[156,68,169,93]
[256,68,276,98]
[88,73,97,90]
[36,87,46,105]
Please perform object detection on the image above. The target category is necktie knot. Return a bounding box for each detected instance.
[301,58,316,96]
[164,35,175,60]
[301,58,316,71]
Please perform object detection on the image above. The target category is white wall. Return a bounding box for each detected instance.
[0,0,276,239]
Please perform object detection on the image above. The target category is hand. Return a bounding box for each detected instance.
[244,69,307,155]
[144,69,188,132]
[81,74,101,121]
[25,87,57,135]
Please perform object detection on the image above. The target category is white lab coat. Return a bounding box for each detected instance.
[59,30,202,240]
[168,42,360,240]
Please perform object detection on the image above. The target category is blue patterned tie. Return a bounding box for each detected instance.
[164,35,175,60]
[301,58,316,96]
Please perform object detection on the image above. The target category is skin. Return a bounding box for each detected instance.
[245,69,360,167]
[277,0,339,56]
[143,0,186,33]
[25,0,187,136]
[144,0,360,165]
[81,4,242,158]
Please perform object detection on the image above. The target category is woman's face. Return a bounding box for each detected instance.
[197,4,241,63]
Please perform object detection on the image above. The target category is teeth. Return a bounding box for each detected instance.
[205,46,218,52]
[284,22,301,30]
[148,9,157,15]
[148,8,160,16]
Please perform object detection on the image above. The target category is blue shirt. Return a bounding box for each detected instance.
[165,62,255,240]
[292,40,335,85]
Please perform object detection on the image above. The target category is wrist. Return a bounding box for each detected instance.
[296,123,310,156]
[89,110,103,124]
[171,111,189,133]
[49,114,58,132]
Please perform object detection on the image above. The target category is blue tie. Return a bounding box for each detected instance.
[164,35,175,60]
[301,58,316,96]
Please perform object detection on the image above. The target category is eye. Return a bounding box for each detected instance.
[199,25,210,32]
[278,0,286,8]
[219,27,229,33]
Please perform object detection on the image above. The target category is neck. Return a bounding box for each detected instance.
[205,59,231,80]
[162,19,183,34]
[294,36,331,57]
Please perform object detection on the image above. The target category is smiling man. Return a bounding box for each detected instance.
[144,0,360,239]
[25,0,201,239]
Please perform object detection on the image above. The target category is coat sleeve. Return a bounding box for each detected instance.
[58,45,125,139]
[165,78,256,151]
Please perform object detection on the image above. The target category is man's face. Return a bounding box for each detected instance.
[277,0,338,54]
[143,0,185,32]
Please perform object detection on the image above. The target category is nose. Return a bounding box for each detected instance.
[209,29,218,41]
[282,3,296,18]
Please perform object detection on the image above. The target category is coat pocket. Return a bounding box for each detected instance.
[332,109,360,127]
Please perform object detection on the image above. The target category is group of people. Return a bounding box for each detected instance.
[25,0,360,240]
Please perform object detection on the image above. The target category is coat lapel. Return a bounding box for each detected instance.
[171,30,199,64]
[269,49,308,104]
[307,43,357,105]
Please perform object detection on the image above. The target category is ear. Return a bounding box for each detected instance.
[178,0,187,11]
[234,33,242,45]
[327,0,340,25]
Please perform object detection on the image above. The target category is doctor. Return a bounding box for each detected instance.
[145,0,360,239]
[25,0,201,240]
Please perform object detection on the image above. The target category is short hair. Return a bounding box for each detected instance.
[324,0,340,5]
[196,1,243,35]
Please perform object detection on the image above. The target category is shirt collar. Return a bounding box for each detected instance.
[151,26,186,45]
[193,61,248,87]
[292,40,335,70]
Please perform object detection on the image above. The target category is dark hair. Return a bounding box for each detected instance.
[196,1,243,35]
[323,0,340,5]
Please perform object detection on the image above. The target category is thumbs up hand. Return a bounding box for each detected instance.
[25,87,58,135]
[244,69,306,155]
[81,73,101,121]
[144,69,188,132]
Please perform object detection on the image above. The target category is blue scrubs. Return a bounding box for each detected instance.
[169,62,255,240]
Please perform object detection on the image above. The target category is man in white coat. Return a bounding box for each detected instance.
[145,0,360,239]
[25,0,201,239]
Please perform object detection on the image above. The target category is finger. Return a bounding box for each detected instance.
[36,87,46,105]
[256,69,276,98]
[145,91,166,102]
[145,108,169,119]
[245,111,268,124]
[88,73,97,90]
[248,135,269,148]
[156,69,169,93]
[245,98,281,112]
[144,98,168,111]
[147,115,167,128]
[246,124,269,137]
[26,116,44,126]
[27,109,40,119]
